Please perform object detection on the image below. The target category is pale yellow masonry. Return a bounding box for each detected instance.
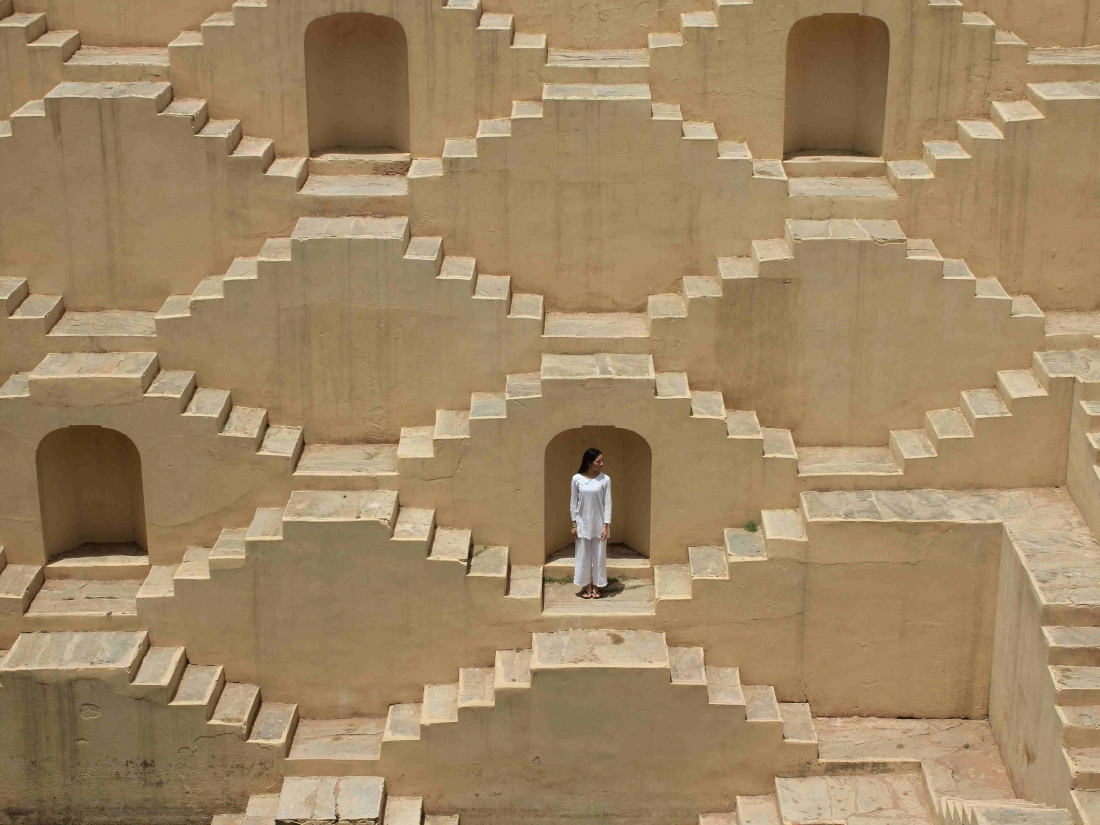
[2,0,1100,823]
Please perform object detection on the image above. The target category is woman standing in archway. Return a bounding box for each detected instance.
[571,448,612,599]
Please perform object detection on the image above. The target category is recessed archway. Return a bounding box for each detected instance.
[36,426,147,560]
[544,426,652,561]
[783,13,890,158]
[304,12,411,157]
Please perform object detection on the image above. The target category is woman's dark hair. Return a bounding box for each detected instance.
[578,447,603,475]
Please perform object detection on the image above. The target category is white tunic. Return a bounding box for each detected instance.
[570,472,612,539]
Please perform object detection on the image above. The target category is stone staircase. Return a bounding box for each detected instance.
[0,629,298,754]
[213,778,457,825]
[0,80,405,217]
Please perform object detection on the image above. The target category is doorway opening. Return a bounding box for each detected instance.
[544,426,652,564]
[304,13,411,175]
[783,14,890,159]
[36,426,147,561]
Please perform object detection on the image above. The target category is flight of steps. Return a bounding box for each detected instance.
[794,347,1072,485]
[2,275,156,358]
[1036,619,1100,825]
[0,80,406,215]
[407,81,799,197]
[0,629,298,754]
[213,779,457,825]
[886,81,1100,199]
[0,1,78,118]
[396,352,796,472]
[134,488,544,624]
[282,629,798,777]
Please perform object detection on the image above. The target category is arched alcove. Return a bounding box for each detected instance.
[36,426,147,560]
[304,13,411,157]
[544,426,652,560]
[783,14,890,158]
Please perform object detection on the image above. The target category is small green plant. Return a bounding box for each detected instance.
[744,520,759,533]
[543,575,574,585]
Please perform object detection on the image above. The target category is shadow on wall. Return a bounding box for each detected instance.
[544,426,652,558]
[304,13,411,155]
[784,14,890,158]
[36,426,147,560]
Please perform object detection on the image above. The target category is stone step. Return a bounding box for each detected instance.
[63,46,169,81]
[383,702,422,743]
[274,776,385,824]
[209,681,262,737]
[0,559,44,614]
[1045,311,1100,350]
[1061,706,1100,748]
[46,309,157,347]
[1068,749,1100,790]
[543,312,650,350]
[776,774,931,825]
[797,446,901,478]
[284,717,384,774]
[297,174,409,210]
[131,645,187,702]
[531,629,668,672]
[248,702,300,755]
[782,155,886,178]
[23,578,141,631]
[27,351,159,405]
[544,48,649,82]
[293,444,399,479]
[541,577,656,616]
[1046,627,1100,666]
[786,176,898,200]
[1052,666,1100,706]
[0,630,148,684]
[43,543,149,580]
[307,149,412,176]
[169,663,226,719]
[778,702,818,760]
[735,795,781,825]
[544,542,651,578]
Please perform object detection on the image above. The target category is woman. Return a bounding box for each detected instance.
[570,447,612,599]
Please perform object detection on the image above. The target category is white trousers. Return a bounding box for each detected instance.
[573,536,608,587]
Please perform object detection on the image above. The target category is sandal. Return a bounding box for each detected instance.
[580,589,592,599]
[591,588,602,599]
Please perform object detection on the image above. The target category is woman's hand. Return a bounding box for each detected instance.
[571,522,577,537]
[601,524,609,541]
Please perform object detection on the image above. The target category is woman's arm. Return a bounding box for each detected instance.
[603,475,612,526]
[570,475,580,523]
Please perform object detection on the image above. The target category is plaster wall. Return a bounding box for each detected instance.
[12,0,227,45]
[988,530,1073,809]
[968,0,1100,46]
[0,669,280,823]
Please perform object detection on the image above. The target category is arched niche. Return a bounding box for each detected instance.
[36,426,147,560]
[544,426,652,560]
[304,12,411,157]
[783,14,890,158]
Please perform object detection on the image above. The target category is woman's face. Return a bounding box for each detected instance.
[591,453,604,474]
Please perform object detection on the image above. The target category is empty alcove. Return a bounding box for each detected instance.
[783,14,890,158]
[304,13,411,161]
[544,426,652,563]
[36,426,147,560]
